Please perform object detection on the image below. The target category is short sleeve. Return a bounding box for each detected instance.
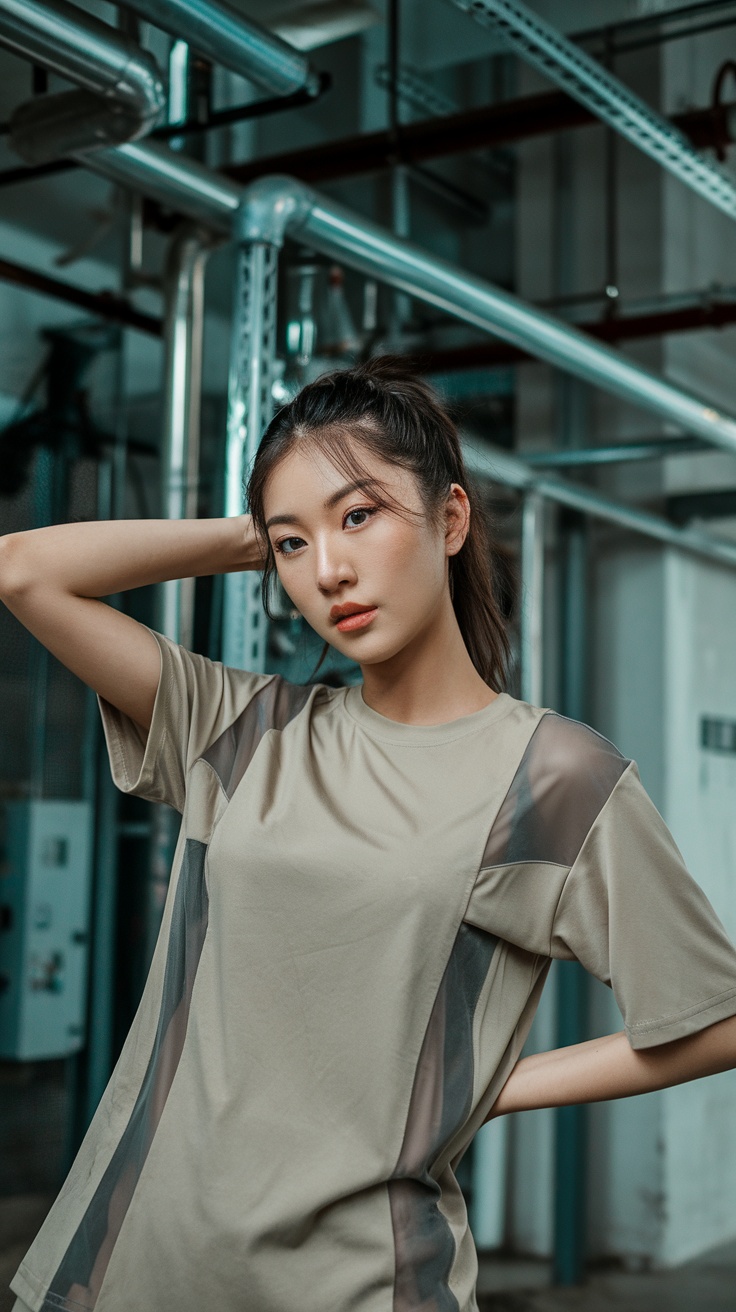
[551,760,736,1048]
[97,626,276,813]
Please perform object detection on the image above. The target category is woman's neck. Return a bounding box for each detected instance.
[358,597,498,727]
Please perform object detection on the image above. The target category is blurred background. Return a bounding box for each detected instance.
[1,1,736,1308]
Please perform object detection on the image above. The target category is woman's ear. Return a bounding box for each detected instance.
[445,484,471,556]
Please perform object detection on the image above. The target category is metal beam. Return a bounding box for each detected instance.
[72,157,736,468]
[462,440,736,570]
[221,91,736,188]
[261,178,736,457]
[450,0,736,222]
[521,437,708,468]
[0,256,162,336]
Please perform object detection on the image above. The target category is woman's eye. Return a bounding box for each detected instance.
[344,506,378,528]
[274,508,376,557]
[274,536,305,556]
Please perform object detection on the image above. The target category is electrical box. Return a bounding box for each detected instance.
[0,799,93,1060]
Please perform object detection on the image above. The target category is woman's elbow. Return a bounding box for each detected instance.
[0,533,32,600]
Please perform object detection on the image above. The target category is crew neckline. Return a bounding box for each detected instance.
[342,683,515,745]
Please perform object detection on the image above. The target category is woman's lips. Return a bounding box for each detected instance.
[335,607,378,632]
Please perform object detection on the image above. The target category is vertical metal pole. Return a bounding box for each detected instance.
[551,129,589,1287]
[553,506,589,1288]
[520,491,545,706]
[387,0,411,337]
[145,226,211,977]
[552,482,590,1289]
[159,226,211,649]
[222,240,278,672]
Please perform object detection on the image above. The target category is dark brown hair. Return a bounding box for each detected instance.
[245,355,510,690]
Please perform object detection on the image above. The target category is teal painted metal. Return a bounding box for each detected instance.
[553,504,590,1286]
[462,441,736,570]
[0,0,165,161]
[69,151,736,458]
[451,0,736,222]
[123,0,319,97]
[80,140,241,229]
[553,963,588,1284]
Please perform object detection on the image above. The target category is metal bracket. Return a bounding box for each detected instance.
[222,240,279,672]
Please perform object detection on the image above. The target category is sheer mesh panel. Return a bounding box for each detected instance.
[388,923,497,1312]
[202,676,314,800]
[44,839,209,1312]
[481,712,629,870]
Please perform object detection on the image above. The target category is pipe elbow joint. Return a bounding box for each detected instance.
[236,176,315,248]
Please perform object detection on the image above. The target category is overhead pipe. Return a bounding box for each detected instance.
[221,91,736,188]
[0,0,166,163]
[121,0,320,98]
[6,0,736,542]
[245,177,736,457]
[461,440,736,571]
[88,139,240,229]
[77,154,736,466]
[449,0,736,223]
[5,0,735,463]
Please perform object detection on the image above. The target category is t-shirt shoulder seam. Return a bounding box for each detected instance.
[477,857,572,873]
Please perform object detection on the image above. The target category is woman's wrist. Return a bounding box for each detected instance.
[238,514,268,571]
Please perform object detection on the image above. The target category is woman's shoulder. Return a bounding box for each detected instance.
[487,702,633,868]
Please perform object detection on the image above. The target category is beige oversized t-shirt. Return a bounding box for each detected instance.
[11,627,736,1312]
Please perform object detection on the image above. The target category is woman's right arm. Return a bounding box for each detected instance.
[0,515,265,734]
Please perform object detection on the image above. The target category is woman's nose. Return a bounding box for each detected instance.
[315,539,358,592]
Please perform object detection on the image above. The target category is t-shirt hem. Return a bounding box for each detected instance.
[626,982,736,1049]
[10,1263,45,1312]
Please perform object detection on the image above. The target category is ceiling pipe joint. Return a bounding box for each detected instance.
[0,0,166,163]
[236,175,315,248]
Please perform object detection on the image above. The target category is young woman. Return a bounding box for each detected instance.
[3,357,736,1312]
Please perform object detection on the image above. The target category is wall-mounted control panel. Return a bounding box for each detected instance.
[0,799,93,1060]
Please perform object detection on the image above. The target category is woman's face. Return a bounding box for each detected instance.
[262,438,467,669]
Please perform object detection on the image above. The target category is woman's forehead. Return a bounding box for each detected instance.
[264,436,413,503]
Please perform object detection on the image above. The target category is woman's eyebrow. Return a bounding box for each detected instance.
[265,480,375,530]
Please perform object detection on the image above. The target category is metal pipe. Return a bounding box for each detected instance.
[462,440,736,570]
[521,437,708,467]
[72,149,736,470]
[0,0,165,162]
[145,227,212,973]
[68,145,736,471]
[159,225,212,648]
[520,492,544,705]
[220,89,736,188]
[88,140,240,230]
[122,0,320,98]
[450,0,736,223]
[259,180,736,457]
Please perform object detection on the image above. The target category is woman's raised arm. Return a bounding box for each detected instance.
[0,515,264,734]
